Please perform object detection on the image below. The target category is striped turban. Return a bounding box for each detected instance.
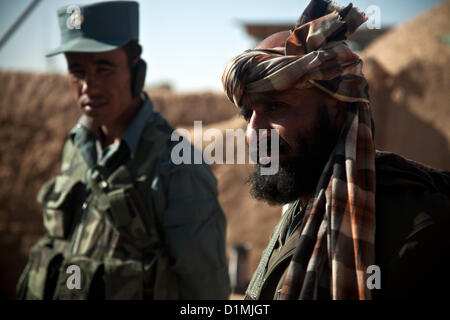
[222,0,377,300]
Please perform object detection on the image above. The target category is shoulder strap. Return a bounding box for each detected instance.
[85,115,174,250]
[245,200,300,300]
[126,114,174,232]
[61,139,89,182]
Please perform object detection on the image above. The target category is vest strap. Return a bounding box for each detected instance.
[108,188,132,227]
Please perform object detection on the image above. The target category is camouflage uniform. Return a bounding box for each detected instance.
[17,94,230,300]
[17,1,230,300]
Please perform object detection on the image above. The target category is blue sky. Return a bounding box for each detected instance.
[0,0,444,92]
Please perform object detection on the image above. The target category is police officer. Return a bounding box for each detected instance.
[17,1,230,300]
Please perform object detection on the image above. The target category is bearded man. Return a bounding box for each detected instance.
[222,0,450,300]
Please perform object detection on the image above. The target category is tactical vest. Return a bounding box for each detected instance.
[245,200,300,300]
[17,114,179,300]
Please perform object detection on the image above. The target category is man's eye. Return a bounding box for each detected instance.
[267,104,286,112]
[263,105,277,113]
[97,67,112,74]
[69,69,84,78]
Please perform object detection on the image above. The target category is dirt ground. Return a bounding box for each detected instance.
[0,1,449,299]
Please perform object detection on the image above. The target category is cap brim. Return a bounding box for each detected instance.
[45,37,128,57]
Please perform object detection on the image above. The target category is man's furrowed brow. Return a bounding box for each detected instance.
[245,95,278,109]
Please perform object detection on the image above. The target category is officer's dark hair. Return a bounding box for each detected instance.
[122,41,146,97]
[122,40,142,71]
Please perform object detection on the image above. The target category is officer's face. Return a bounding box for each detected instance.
[65,48,133,127]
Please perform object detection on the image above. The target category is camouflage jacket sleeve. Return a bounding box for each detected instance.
[151,159,231,299]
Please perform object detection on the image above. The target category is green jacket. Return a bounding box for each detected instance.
[17,95,230,300]
[246,151,450,300]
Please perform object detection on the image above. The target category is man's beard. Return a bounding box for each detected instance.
[246,107,342,206]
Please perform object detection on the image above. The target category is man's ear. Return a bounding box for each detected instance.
[131,56,140,66]
[131,58,147,98]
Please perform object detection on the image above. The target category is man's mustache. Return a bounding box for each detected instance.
[79,94,108,107]
[256,135,290,155]
[249,134,291,164]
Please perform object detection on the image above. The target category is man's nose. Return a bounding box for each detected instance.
[246,111,270,146]
[80,72,100,95]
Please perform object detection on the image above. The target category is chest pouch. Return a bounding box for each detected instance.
[16,176,84,299]
[37,175,84,239]
[87,165,161,251]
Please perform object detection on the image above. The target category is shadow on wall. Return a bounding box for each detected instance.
[365,58,450,170]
